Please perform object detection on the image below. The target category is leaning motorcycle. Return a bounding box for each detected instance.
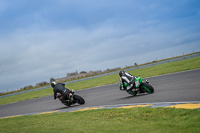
[119,77,154,96]
[57,91,85,106]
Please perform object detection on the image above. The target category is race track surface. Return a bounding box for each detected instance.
[0,69,200,118]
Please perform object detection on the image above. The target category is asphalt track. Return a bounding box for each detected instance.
[0,69,200,118]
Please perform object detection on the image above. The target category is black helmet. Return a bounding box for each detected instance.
[119,70,125,77]
[51,81,56,88]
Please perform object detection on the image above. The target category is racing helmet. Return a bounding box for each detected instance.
[119,70,125,77]
[51,81,57,88]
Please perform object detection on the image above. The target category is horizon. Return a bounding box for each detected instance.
[1,51,199,93]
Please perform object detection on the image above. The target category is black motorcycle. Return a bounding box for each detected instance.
[57,91,85,106]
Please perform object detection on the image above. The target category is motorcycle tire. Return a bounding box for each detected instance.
[140,82,154,94]
[73,95,85,105]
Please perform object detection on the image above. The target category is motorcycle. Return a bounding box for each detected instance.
[119,77,154,96]
[57,91,85,106]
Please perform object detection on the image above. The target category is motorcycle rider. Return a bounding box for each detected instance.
[51,81,75,104]
[119,70,136,93]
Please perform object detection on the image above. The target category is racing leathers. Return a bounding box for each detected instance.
[53,83,71,103]
[119,72,136,93]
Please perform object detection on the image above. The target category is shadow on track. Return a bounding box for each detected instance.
[120,93,148,99]
[54,104,81,110]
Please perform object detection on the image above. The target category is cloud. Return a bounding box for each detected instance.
[0,0,200,92]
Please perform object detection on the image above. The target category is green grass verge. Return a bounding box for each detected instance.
[0,56,200,105]
[0,107,200,133]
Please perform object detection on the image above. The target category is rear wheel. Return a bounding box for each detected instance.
[73,95,85,105]
[140,83,154,94]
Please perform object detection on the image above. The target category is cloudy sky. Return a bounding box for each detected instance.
[0,0,200,92]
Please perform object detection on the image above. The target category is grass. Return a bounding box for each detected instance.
[0,56,200,105]
[0,107,200,133]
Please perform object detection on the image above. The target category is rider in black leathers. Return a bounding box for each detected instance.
[51,81,74,104]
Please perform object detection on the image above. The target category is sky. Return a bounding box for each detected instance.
[0,0,200,92]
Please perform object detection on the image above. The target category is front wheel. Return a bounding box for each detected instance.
[140,83,154,94]
[73,95,85,105]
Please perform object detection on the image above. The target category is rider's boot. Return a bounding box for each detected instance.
[63,99,71,106]
[127,83,133,90]
[126,83,133,93]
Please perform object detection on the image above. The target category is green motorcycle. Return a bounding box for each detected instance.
[119,77,154,96]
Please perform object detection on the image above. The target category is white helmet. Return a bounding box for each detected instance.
[51,81,57,88]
